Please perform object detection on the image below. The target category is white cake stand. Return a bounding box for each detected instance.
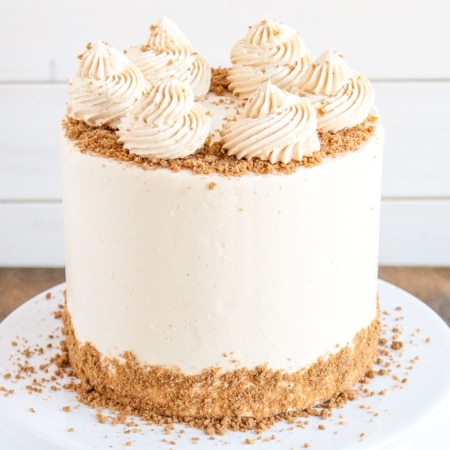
[0,280,449,450]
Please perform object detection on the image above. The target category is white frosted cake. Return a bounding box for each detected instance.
[60,18,384,421]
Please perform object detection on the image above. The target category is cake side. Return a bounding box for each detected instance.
[62,302,379,419]
[60,121,383,374]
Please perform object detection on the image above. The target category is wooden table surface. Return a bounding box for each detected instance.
[1,267,449,326]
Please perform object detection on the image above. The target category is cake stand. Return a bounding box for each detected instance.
[0,280,449,449]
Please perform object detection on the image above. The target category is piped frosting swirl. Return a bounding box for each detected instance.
[228,19,312,99]
[221,81,320,163]
[117,77,211,159]
[306,74,374,132]
[295,49,352,96]
[65,18,377,162]
[66,42,149,128]
[292,49,374,132]
[126,17,211,98]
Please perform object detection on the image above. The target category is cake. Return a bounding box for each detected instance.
[60,17,384,421]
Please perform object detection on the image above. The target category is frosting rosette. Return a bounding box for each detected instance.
[221,81,320,163]
[306,73,374,132]
[117,76,211,159]
[126,17,211,98]
[294,49,352,96]
[228,18,312,99]
[66,41,149,128]
[293,49,374,132]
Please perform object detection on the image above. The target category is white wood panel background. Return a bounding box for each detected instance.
[1,0,449,267]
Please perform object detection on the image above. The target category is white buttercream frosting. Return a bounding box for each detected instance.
[292,49,374,132]
[228,18,312,99]
[295,49,352,95]
[61,122,383,374]
[306,73,374,132]
[66,42,149,128]
[221,81,319,163]
[126,17,211,98]
[117,76,211,158]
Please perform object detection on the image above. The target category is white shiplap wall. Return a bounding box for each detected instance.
[1,0,449,267]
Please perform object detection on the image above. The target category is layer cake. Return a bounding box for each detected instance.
[60,17,384,420]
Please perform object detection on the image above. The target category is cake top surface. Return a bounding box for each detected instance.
[64,17,378,173]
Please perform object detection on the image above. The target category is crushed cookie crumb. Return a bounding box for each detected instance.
[210,67,230,95]
[63,115,377,177]
[391,341,404,350]
[58,298,380,434]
